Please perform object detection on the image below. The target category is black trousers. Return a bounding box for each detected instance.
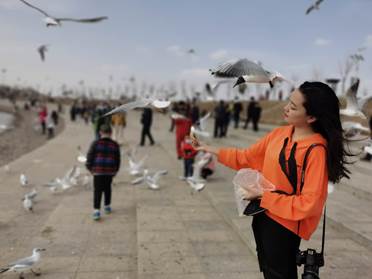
[140,125,155,145]
[93,175,113,210]
[184,158,194,177]
[252,213,301,279]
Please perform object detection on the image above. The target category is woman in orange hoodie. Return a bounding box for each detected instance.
[192,82,351,279]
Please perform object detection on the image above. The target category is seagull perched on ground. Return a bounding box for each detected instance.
[0,248,46,278]
[19,0,108,27]
[340,79,371,119]
[20,174,28,187]
[37,44,48,61]
[306,0,324,15]
[77,146,87,163]
[103,97,171,117]
[22,189,37,211]
[23,195,33,211]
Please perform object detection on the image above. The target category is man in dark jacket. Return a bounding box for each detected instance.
[233,98,243,129]
[86,124,121,221]
[140,107,155,146]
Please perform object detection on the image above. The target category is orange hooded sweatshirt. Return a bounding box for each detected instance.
[218,125,328,240]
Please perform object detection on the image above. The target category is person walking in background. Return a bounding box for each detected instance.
[190,98,200,125]
[46,112,55,139]
[169,102,179,132]
[140,107,155,146]
[111,112,126,144]
[86,124,121,221]
[244,97,257,129]
[233,97,243,129]
[180,135,197,180]
[51,110,59,126]
[222,102,233,137]
[38,104,47,135]
[174,105,192,159]
[214,100,226,138]
[252,101,262,132]
[192,81,352,278]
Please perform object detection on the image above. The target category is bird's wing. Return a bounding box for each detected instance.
[19,0,50,17]
[131,177,144,185]
[150,170,168,182]
[212,59,267,78]
[359,96,372,113]
[344,79,360,111]
[103,99,151,117]
[316,0,324,6]
[198,112,211,130]
[305,5,314,14]
[151,99,171,109]
[193,129,210,138]
[9,255,35,267]
[56,16,108,23]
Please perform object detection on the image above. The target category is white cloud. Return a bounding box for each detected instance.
[364,34,372,48]
[314,38,331,46]
[209,49,228,61]
[166,45,185,57]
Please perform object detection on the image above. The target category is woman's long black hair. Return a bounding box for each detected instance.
[299,81,351,183]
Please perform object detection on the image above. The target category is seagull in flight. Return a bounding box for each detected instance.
[131,169,168,190]
[340,79,371,119]
[19,0,108,27]
[187,48,196,54]
[37,44,48,62]
[190,112,211,139]
[0,248,46,278]
[103,97,171,117]
[306,0,324,15]
[210,58,287,88]
[342,121,370,138]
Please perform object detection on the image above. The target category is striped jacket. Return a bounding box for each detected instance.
[86,137,121,176]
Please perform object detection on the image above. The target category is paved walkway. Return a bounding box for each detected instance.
[0,110,371,279]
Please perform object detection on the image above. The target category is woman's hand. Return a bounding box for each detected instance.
[190,134,220,155]
[237,186,263,201]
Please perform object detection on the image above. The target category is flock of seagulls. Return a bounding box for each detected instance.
[18,0,108,62]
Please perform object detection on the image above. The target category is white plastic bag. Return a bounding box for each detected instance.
[232,168,276,216]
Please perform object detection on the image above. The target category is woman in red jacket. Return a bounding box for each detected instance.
[192,82,351,279]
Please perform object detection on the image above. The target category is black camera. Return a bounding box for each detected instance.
[296,248,324,279]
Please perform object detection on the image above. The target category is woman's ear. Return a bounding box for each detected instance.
[307,115,317,124]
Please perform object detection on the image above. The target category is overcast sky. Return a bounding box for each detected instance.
[1,0,372,97]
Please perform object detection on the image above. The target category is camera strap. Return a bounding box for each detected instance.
[278,138,327,255]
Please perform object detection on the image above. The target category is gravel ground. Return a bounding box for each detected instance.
[0,103,65,167]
